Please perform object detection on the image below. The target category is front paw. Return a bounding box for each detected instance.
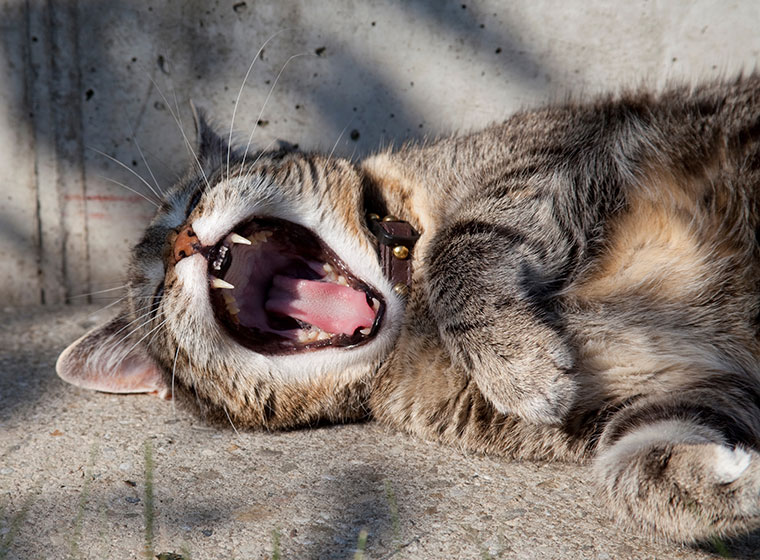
[487,361,577,425]
[470,337,577,425]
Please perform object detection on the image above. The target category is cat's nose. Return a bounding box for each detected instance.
[173,226,202,263]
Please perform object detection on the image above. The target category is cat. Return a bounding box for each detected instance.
[56,75,760,543]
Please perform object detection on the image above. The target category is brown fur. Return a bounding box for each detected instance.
[58,77,760,542]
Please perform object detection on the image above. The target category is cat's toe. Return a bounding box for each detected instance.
[519,374,577,424]
[713,445,752,484]
[487,371,577,424]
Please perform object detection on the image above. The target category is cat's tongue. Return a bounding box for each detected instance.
[265,275,376,335]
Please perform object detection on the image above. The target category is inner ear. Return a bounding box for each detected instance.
[56,315,170,399]
[190,102,234,173]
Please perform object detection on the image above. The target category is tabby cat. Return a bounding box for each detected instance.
[57,75,760,542]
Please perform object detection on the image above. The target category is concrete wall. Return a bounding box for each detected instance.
[2,0,759,305]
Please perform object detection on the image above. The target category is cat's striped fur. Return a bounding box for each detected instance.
[58,75,760,541]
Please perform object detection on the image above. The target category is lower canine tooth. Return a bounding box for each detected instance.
[211,277,234,289]
[337,275,348,286]
[316,331,330,340]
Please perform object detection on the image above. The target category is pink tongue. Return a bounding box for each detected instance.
[265,275,376,335]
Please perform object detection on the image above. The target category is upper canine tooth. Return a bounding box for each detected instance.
[323,263,334,273]
[228,233,251,245]
[211,277,235,290]
[371,298,380,312]
[337,275,348,286]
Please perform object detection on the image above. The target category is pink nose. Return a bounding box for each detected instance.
[173,226,201,263]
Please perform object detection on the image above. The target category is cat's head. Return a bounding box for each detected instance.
[56,113,406,428]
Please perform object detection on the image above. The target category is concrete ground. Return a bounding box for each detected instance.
[2,305,760,559]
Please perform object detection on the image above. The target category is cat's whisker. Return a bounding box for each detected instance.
[89,148,164,202]
[327,118,354,162]
[97,175,161,208]
[108,316,166,365]
[84,296,129,318]
[118,314,171,365]
[149,76,212,194]
[110,306,165,342]
[171,346,180,416]
[227,29,290,183]
[239,52,312,173]
[223,405,243,441]
[69,285,129,298]
[129,127,165,197]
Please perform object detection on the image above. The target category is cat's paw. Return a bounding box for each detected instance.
[474,339,577,425]
[712,445,752,483]
[443,317,577,424]
[486,363,577,425]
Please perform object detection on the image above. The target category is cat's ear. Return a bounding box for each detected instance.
[56,315,171,399]
[190,101,234,173]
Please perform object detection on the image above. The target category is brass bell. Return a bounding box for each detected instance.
[367,213,380,221]
[382,215,398,222]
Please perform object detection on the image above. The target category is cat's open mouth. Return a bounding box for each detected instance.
[205,217,385,354]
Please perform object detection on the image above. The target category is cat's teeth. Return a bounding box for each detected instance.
[222,292,240,322]
[295,326,332,343]
[359,327,371,335]
[371,298,380,312]
[228,232,251,245]
[320,265,339,283]
[210,277,234,290]
[337,275,349,286]
[247,230,273,245]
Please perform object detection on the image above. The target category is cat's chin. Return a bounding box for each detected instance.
[205,217,386,355]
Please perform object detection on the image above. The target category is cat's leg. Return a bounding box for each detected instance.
[425,200,580,424]
[594,394,760,541]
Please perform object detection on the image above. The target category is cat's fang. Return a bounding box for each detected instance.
[371,298,380,312]
[211,276,235,289]
[227,232,251,245]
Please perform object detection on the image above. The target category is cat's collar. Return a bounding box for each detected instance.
[367,214,420,299]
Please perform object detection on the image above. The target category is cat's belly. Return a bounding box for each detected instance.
[562,172,760,401]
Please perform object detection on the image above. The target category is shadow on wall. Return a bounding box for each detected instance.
[1,0,550,306]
